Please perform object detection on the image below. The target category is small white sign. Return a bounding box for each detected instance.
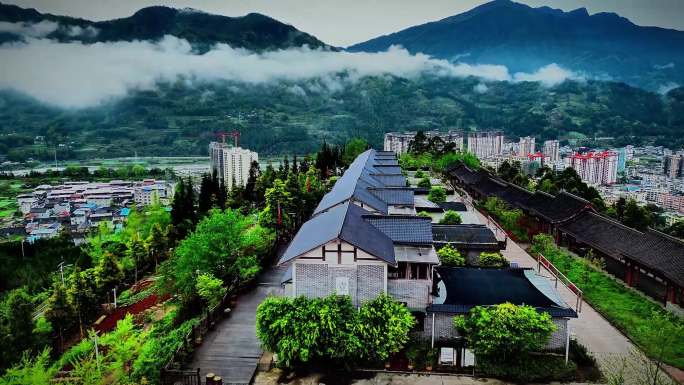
[335,277,349,295]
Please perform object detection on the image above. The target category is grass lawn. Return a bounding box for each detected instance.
[0,197,18,218]
[531,235,684,369]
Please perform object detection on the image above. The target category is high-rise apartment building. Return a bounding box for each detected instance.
[567,151,618,185]
[383,130,464,154]
[209,142,259,190]
[518,136,535,157]
[543,140,560,163]
[467,131,504,159]
[664,153,684,178]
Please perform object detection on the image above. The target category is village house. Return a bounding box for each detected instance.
[280,150,578,362]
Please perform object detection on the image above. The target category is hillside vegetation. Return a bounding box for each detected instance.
[1,76,683,161]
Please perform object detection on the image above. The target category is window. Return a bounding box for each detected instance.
[411,311,425,332]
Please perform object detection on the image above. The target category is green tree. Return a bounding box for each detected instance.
[354,294,415,363]
[164,209,274,299]
[440,210,462,224]
[454,303,556,362]
[342,138,369,165]
[67,268,100,338]
[94,252,124,291]
[437,244,465,266]
[0,288,43,370]
[427,186,447,203]
[195,272,226,308]
[479,252,510,268]
[623,199,652,230]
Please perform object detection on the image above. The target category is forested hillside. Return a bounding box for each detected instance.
[1,76,683,161]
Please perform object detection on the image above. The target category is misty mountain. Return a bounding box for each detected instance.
[348,0,684,90]
[0,2,329,51]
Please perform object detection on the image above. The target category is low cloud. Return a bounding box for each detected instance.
[0,36,579,108]
[654,62,675,70]
[473,83,489,93]
[658,82,679,95]
[513,64,581,86]
[0,20,59,38]
[66,25,99,38]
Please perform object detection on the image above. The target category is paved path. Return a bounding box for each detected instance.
[188,265,286,384]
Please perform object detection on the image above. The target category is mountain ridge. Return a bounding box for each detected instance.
[0,2,331,51]
[348,0,684,90]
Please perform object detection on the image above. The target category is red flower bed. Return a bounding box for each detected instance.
[94,293,171,333]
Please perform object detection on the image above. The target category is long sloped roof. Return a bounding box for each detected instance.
[560,212,684,287]
[428,267,577,318]
[314,149,409,215]
[364,215,433,245]
[369,188,415,205]
[279,202,396,265]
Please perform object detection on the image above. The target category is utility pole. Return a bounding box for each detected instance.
[113,287,117,309]
[58,261,65,286]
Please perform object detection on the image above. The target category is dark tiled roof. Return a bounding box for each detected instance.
[529,191,593,223]
[313,149,409,215]
[438,202,467,212]
[432,224,499,247]
[369,188,414,205]
[375,159,399,166]
[623,231,684,287]
[363,215,433,245]
[280,202,396,265]
[559,211,643,260]
[559,212,684,287]
[372,165,402,174]
[429,267,577,318]
[371,174,407,186]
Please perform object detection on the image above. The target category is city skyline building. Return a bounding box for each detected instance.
[543,140,560,163]
[209,141,259,190]
[567,151,618,185]
[518,136,536,157]
[467,131,504,159]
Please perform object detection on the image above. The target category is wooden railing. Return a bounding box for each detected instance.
[161,368,201,385]
[537,253,583,313]
[160,280,241,385]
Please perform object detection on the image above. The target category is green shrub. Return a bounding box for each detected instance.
[414,170,425,178]
[439,210,462,224]
[195,272,225,308]
[427,186,447,203]
[417,177,432,188]
[256,294,414,368]
[417,211,431,218]
[478,354,577,382]
[479,252,509,268]
[454,303,556,362]
[437,244,465,266]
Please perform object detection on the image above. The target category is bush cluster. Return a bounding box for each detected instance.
[256,294,415,368]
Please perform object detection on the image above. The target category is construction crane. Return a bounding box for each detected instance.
[214,130,240,147]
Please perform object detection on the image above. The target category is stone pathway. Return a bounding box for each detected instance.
[188,265,285,384]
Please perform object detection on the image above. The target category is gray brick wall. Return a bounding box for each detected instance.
[294,263,385,306]
[387,280,431,309]
[295,263,329,298]
[357,265,385,304]
[546,318,568,350]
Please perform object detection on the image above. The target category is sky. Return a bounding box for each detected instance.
[4,0,684,47]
